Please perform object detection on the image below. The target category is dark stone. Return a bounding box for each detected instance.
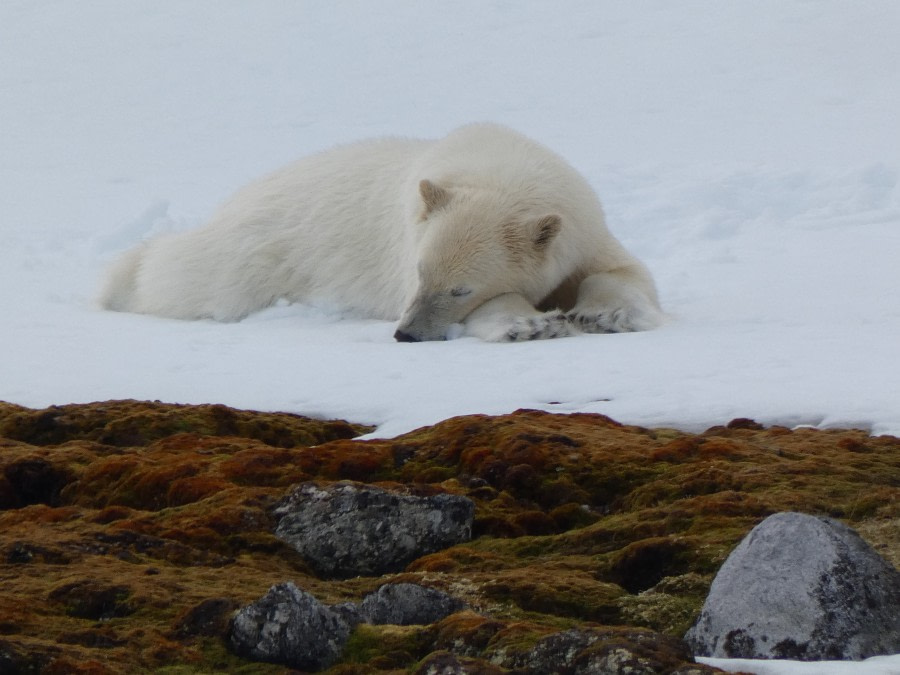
[229,582,351,671]
[685,511,900,659]
[329,601,364,628]
[359,583,465,626]
[272,481,474,578]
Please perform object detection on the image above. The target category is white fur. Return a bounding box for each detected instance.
[100,123,663,341]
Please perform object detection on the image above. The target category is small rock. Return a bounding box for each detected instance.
[229,582,351,670]
[516,629,598,672]
[413,650,505,674]
[272,481,474,578]
[685,511,900,659]
[359,583,465,625]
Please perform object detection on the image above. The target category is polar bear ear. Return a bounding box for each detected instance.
[419,179,451,216]
[533,215,562,250]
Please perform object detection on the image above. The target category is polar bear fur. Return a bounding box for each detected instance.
[100,123,662,342]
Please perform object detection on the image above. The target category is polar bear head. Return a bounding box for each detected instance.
[395,179,563,342]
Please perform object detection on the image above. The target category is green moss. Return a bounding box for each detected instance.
[341,624,433,668]
[482,569,625,623]
[153,637,286,674]
[618,573,712,635]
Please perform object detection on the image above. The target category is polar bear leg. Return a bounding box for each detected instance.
[462,293,577,342]
[568,269,664,333]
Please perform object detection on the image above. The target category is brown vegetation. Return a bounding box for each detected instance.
[1,401,897,673]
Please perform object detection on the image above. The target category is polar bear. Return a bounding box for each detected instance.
[100,123,662,342]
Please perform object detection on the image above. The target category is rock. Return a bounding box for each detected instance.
[228,582,351,670]
[272,481,474,578]
[413,650,505,674]
[330,600,365,628]
[502,627,706,674]
[359,583,465,625]
[685,511,900,660]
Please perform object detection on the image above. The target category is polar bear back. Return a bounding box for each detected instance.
[123,138,430,321]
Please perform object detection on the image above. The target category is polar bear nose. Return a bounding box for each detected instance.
[394,329,420,342]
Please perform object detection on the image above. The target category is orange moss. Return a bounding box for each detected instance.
[1,402,898,672]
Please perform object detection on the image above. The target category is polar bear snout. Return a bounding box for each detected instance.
[394,314,451,342]
[396,284,483,341]
[393,329,420,342]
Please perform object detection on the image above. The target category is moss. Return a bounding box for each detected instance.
[2,402,898,672]
[604,537,696,593]
[342,623,433,668]
[481,620,556,662]
[0,400,372,448]
[48,580,135,620]
[618,573,712,635]
[482,567,626,623]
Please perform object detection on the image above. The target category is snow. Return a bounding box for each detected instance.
[699,655,900,675]
[1,2,899,672]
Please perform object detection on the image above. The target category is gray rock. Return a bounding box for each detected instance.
[359,583,465,625]
[272,481,474,578]
[514,629,598,673]
[413,651,505,674]
[685,511,900,660]
[329,600,364,628]
[503,628,697,675]
[229,582,351,670]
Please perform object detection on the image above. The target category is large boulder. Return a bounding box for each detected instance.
[272,481,474,578]
[229,582,351,671]
[685,511,900,660]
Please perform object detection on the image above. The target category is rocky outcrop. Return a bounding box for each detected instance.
[499,627,720,674]
[1,400,898,672]
[229,581,352,670]
[229,581,466,670]
[272,481,474,578]
[685,511,900,660]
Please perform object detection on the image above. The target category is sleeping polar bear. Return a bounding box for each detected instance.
[101,123,663,342]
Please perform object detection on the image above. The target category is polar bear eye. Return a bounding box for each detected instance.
[450,287,472,298]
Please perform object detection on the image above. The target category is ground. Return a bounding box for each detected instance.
[1,401,897,673]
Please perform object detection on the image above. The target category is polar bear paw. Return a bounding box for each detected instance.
[504,312,576,342]
[568,304,662,334]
